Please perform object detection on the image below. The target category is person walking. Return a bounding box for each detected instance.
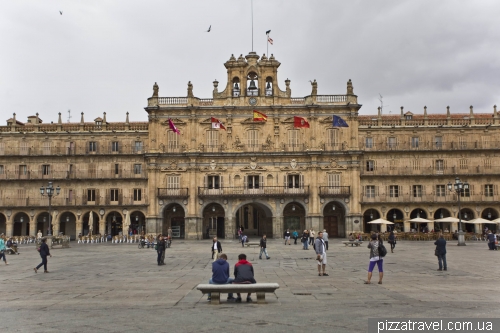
[322,229,329,251]
[156,235,166,265]
[292,230,299,245]
[233,253,257,302]
[388,231,396,253]
[284,229,291,245]
[487,231,497,250]
[241,234,247,247]
[365,234,383,284]
[37,230,43,240]
[309,229,315,245]
[212,236,222,260]
[259,234,270,260]
[434,233,447,271]
[315,231,328,276]
[302,230,309,250]
[34,238,51,273]
[0,234,8,265]
[207,253,236,302]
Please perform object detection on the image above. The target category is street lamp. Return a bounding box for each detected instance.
[447,176,469,246]
[40,181,60,236]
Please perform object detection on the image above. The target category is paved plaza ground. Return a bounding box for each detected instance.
[0,237,499,333]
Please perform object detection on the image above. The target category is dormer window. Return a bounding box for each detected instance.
[405,115,412,120]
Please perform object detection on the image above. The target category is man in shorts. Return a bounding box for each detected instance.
[314,231,328,276]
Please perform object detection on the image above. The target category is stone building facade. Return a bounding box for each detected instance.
[0,52,498,239]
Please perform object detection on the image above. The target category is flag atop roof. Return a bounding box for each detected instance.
[253,110,267,122]
[211,117,226,130]
[332,115,348,128]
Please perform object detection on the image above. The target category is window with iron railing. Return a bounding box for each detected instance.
[134,141,143,153]
[247,130,259,147]
[366,160,375,172]
[167,131,178,150]
[459,159,468,170]
[207,175,220,189]
[89,141,97,152]
[411,137,419,148]
[435,136,443,148]
[207,130,219,147]
[288,129,299,147]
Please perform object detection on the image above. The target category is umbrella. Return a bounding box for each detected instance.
[490,218,500,224]
[124,211,131,231]
[367,218,394,225]
[434,216,460,223]
[407,217,433,223]
[89,211,93,234]
[465,217,492,224]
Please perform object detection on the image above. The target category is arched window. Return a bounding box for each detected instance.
[265,77,273,96]
[232,77,240,97]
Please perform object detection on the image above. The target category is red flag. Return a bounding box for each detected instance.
[168,119,180,135]
[211,117,226,130]
[294,116,310,128]
[253,110,267,121]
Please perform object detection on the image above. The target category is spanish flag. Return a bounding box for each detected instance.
[253,110,267,122]
[293,116,310,128]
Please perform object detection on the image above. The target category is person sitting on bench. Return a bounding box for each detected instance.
[233,253,256,302]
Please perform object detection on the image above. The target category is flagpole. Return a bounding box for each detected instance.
[267,33,268,56]
[251,0,254,52]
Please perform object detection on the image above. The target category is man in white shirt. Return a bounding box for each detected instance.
[314,232,328,276]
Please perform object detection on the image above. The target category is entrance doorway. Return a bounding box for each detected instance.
[203,204,225,239]
[235,202,273,238]
[283,202,305,237]
[323,201,345,238]
[13,213,30,236]
[163,204,186,238]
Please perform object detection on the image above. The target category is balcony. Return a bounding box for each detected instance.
[360,194,497,204]
[0,169,147,181]
[0,145,148,156]
[157,188,189,199]
[319,186,351,197]
[198,186,309,198]
[360,140,500,152]
[360,166,500,177]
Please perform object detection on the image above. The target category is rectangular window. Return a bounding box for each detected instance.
[365,137,373,149]
[485,184,494,197]
[389,185,399,198]
[412,160,420,170]
[389,159,398,170]
[133,189,142,201]
[19,165,27,175]
[247,129,259,147]
[134,164,142,175]
[114,164,119,175]
[134,141,143,153]
[435,136,443,149]
[110,189,119,202]
[411,137,419,148]
[248,175,260,189]
[0,165,4,174]
[327,174,340,187]
[167,175,180,189]
[43,142,51,155]
[42,165,50,176]
[366,160,375,172]
[89,141,97,152]
[88,164,96,177]
[413,185,422,197]
[484,159,492,169]
[327,129,338,147]
[287,175,300,188]
[167,131,179,150]
[207,130,219,147]
[366,185,376,198]
[87,189,96,202]
[460,187,470,197]
[0,142,4,155]
[387,137,396,149]
[111,141,119,152]
[20,142,29,155]
[436,185,446,197]
[459,159,468,170]
[288,130,299,146]
[435,160,444,172]
[458,137,466,149]
[207,175,220,189]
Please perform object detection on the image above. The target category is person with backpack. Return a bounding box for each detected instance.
[434,233,447,271]
[365,233,384,284]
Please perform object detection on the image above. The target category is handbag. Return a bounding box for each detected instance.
[434,249,439,256]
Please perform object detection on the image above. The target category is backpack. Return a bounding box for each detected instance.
[378,242,387,258]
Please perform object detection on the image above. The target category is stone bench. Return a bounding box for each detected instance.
[244,242,260,247]
[342,241,363,247]
[197,283,279,304]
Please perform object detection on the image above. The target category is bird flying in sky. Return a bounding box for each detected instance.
[59,11,63,15]
[207,25,211,32]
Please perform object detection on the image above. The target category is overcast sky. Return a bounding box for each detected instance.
[1,0,499,124]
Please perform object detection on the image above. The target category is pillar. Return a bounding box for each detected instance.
[29,218,36,237]
[404,222,411,232]
[6,219,13,237]
[451,222,458,233]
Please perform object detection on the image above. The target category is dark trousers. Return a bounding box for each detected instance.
[390,242,396,250]
[488,242,497,250]
[309,237,314,245]
[36,255,48,271]
[157,251,164,264]
[325,241,329,250]
[293,236,298,244]
[437,254,447,270]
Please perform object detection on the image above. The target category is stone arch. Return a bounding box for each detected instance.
[57,211,77,239]
[202,203,226,239]
[386,208,404,232]
[363,208,381,232]
[129,210,147,235]
[323,200,346,238]
[34,211,50,237]
[82,211,100,236]
[163,203,186,238]
[0,212,6,235]
[283,202,306,238]
[13,212,30,236]
[233,200,274,238]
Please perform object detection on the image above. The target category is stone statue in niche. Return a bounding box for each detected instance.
[234,136,243,150]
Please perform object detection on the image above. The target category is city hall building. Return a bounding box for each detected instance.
[0,52,498,239]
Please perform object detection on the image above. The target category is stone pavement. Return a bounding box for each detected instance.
[0,238,499,333]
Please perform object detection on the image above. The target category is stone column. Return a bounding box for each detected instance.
[404,222,411,232]
[6,218,13,237]
[53,219,60,236]
[99,219,105,236]
[225,216,235,240]
[29,217,36,236]
[451,222,458,233]
[273,216,283,239]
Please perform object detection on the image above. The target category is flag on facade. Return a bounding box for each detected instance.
[168,118,181,134]
[332,115,349,127]
[253,110,267,122]
[294,116,310,128]
[211,117,226,130]
[267,36,273,45]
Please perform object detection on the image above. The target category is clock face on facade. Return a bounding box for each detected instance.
[249,97,257,106]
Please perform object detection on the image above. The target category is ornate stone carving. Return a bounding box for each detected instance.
[152,82,159,97]
[311,79,317,96]
[187,81,194,97]
[160,161,187,172]
[320,159,347,170]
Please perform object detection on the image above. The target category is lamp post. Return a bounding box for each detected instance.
[447,176,469,246]
[40,181,60,236]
